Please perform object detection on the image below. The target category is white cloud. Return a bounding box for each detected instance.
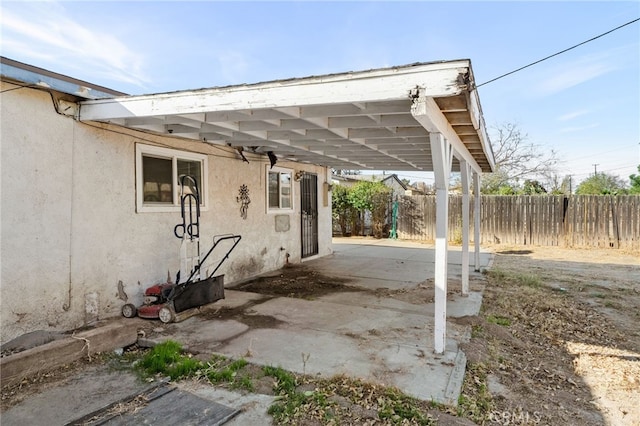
[529,44,636,98]
[557,109,589,122]
[0,2,149,88]
[536,60,615,96]
[559,123,599,133]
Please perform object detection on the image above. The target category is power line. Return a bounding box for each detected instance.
[570,163,638,178]
[477,17,640,88]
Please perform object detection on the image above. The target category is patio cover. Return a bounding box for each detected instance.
[78,59,495,353]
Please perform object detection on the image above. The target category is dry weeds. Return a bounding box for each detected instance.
[459,246,639,426]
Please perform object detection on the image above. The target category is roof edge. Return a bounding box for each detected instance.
[89,59,472,101]
[0,56,127,99]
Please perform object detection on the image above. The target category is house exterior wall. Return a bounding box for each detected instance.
[0,82,332,344]
[382,177,407,201]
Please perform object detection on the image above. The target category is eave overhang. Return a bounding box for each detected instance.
[78,60,495,173]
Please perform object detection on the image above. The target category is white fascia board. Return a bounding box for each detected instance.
[461,63,495,172]
[411,95,482,174]
[79,62,469,121]
[467,88,495,172]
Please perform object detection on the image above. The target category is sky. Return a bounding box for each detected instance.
[1,1,639,187]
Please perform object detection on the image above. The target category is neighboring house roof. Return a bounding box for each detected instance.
[0,56,126,100]
[77,60,495,174]
[381,174,408,191]
[333,174,408,191]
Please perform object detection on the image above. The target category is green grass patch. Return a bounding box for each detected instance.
[263,366,320,423]
[166,356,202,380]
[136,340,203,379]
[487,314,511,326]
[137,340,183,374]
[205,356,252,391]
[262,365,297,394]
[131,347,446,424]
[134,342,252,389]
[267,390,314,421]
[235,375,255,392]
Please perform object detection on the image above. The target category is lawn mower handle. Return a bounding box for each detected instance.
[185,234,242,283]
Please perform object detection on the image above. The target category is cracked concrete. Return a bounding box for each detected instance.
[2,238,492,424]
[146,238,492,405]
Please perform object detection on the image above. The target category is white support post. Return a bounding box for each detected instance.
[460,160,471,296]
[430,132,453,355]
[473,172,481,272]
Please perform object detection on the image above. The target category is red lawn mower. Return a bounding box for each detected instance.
[121,175,241,323]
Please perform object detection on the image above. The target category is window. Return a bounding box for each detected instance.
[136,144,208,212]
[267,167,293,211]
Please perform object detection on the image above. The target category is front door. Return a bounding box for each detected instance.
[300,173,318,258]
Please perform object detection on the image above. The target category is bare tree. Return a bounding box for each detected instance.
[482,122,561,193]
[546,173,573,195]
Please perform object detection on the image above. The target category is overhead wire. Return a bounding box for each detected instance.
[570,163,638,178]
[8,18,638,176]
[477,17,640,88]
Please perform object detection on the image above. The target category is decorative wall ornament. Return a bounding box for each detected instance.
[236,184,250,219]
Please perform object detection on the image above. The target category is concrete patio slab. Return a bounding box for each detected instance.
[317,289,484,319]
[3,238,492,423]
[309,238,493,290]
[144,238,493,405]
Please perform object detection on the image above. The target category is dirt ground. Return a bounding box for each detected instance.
[229,263,484,305]
[458,245,640,426]
[2,246,638,425]
[229,264,357,299]
[224,246,640,426]
[229,248,640,425]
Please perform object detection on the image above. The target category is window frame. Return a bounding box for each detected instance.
[135,144,208,213]
[266,166,294,213]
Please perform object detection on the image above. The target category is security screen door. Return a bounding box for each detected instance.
[300,173,318,258]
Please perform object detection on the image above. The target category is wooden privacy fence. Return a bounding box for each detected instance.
[396,195,640,249]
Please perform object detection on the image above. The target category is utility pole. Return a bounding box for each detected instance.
[592,164,599,176]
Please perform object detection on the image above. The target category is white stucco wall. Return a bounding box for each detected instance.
[0,82,333,344]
